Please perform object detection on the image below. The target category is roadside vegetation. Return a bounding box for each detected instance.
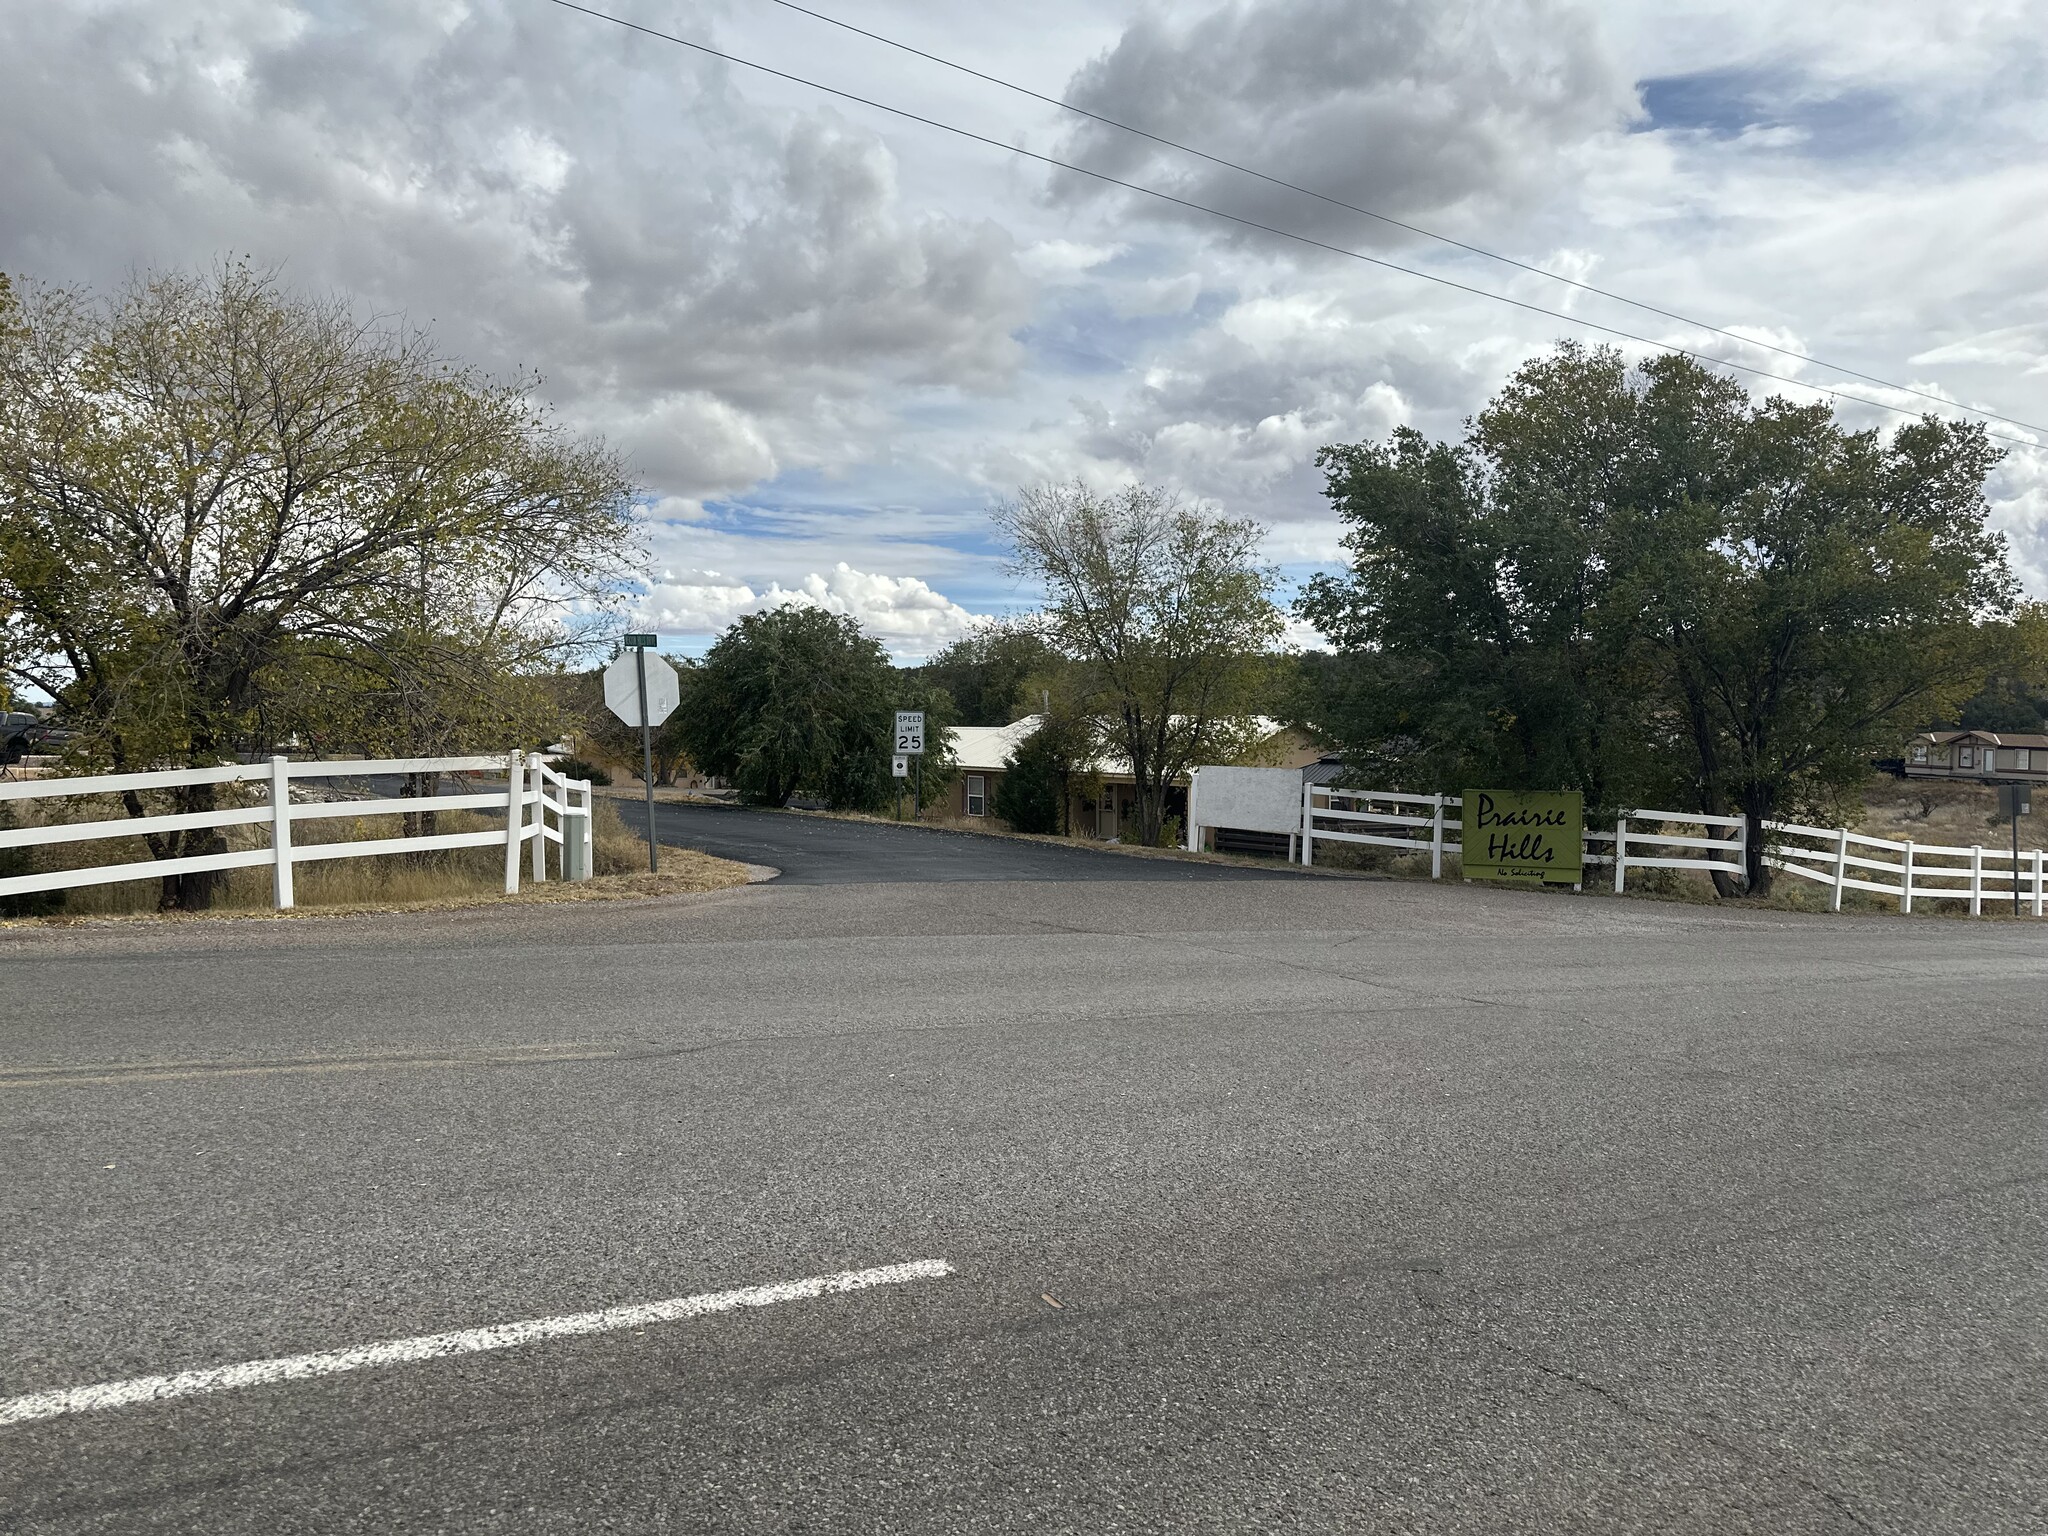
[1294,342,2047,897]
[0,266,638,911]
[0,792,739,923]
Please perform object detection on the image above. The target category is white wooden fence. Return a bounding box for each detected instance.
[0,753,594,910]
[1298,784,2044,916]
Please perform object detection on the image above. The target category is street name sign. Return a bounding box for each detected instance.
[621,632,657,649]
[1461,789,1583,885]
[604,651,680,728]
[894,711,925,755]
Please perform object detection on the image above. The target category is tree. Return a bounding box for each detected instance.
[677,605,954,812]
[1299,343,2023,894]
[991,710,1100,835]
[920,621,1061,725]
[0,266,637,907]
[996,482,1284,847]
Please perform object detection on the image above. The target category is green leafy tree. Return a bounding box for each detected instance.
[678,606,955,812]
[0,266,636,908]
[1300,342,2023,894]
[920,622,1061,725]
[991,710,1099,834]
[995,482,1284,847]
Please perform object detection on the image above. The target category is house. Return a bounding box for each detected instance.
[943,715,1324,838]
[1903,729,2048,783]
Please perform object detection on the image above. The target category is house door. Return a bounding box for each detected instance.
[1099,789,1118,838]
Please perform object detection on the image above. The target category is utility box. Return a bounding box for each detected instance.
[1999,783,2033,818]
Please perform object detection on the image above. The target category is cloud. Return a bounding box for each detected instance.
[634,562,986,661]
[1053,0,1634,246]
[1,0,2040,612]
[0,0,1032,504]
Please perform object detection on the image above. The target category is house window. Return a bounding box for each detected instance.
[1910,744,1928,764]
[966,775,986,817]
[1958,746,1975,769]
[2019,749,2033,771]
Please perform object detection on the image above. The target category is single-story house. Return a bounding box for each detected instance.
[1904,729,2048,783]
[943,715,1324,839]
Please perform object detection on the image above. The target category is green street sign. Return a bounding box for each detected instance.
[621,633,657,649]
[1462,789,1584,885]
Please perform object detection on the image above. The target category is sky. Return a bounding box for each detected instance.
[3,0,2044,661]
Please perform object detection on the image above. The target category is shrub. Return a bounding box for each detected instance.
[552,756,612,787]
[992,728,1067,834]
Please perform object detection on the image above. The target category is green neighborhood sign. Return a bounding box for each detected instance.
[1462,789,1584,885]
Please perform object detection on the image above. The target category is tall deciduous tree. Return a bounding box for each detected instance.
[0,266,637,907]
[1299,343,2023,893]
[997,482,1284,847]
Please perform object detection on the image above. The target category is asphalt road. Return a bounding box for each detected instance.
[2,872,2043,1533]
[632,798,1310,883]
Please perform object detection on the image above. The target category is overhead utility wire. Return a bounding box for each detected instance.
[760,0,2048,440]
[540,0,2038,447]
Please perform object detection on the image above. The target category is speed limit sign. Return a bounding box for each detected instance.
[894,711,925,755]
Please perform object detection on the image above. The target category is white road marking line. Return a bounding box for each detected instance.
[0,1258,954,1428]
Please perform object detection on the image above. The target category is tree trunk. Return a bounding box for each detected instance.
[1742,800,1774,896]
[159,779,226,911]
[400,772,440,864]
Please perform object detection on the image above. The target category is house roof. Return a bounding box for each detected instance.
[952,718,1043,772]
[949,715,1297,775]
[1914,729,2048,750]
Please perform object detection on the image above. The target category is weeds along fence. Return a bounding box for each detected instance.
[0,753,594,911]
[1300,785,2045,916]
[1764,821,2046,916]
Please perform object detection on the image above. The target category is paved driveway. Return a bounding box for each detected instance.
[634,798,1310,884]
[2,878,2042,1532]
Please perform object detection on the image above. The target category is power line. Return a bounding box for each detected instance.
[539,0,2041,448]
[758,0,2047,441]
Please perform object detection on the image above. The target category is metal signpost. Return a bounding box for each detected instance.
[1461,789,1585,887]
[1999,782,2033,915]
[604,635,679,872]
[894,711,925,819]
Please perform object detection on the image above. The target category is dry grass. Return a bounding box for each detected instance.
[2,786,751,925]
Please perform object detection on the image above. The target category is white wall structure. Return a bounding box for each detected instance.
[1185,766,1306,853]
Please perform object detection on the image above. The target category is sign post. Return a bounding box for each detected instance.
[894,711,925,821]
[1460,789,1585,888]
[604,636,677,873]
[1999,782,2032,916]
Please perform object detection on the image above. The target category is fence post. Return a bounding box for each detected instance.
[503,750,523,895]
[2034,847,2044,918]
[1969,844,1982,916]
[269,755,295,910]
[1831,825,1849,912]
[1301,783,1314,867]
[564,780,592,881]
[1430,794,1444,879]
[1614,816,1629,894]
[1901,840,1914,914]
[529,753,547,884]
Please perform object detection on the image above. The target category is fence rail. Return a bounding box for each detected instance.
[0,753,594,910]
[1294,781,2042,916]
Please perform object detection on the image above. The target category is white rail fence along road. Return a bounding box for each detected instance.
[1296,784,2044,916]
[0,753,594,910]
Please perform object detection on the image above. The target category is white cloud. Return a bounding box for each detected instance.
[774,564,987,659]
[633,562,987,661]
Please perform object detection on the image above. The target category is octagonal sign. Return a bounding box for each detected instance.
[604,650,680,728]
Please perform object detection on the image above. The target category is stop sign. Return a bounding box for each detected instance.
[603,651,680,728]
